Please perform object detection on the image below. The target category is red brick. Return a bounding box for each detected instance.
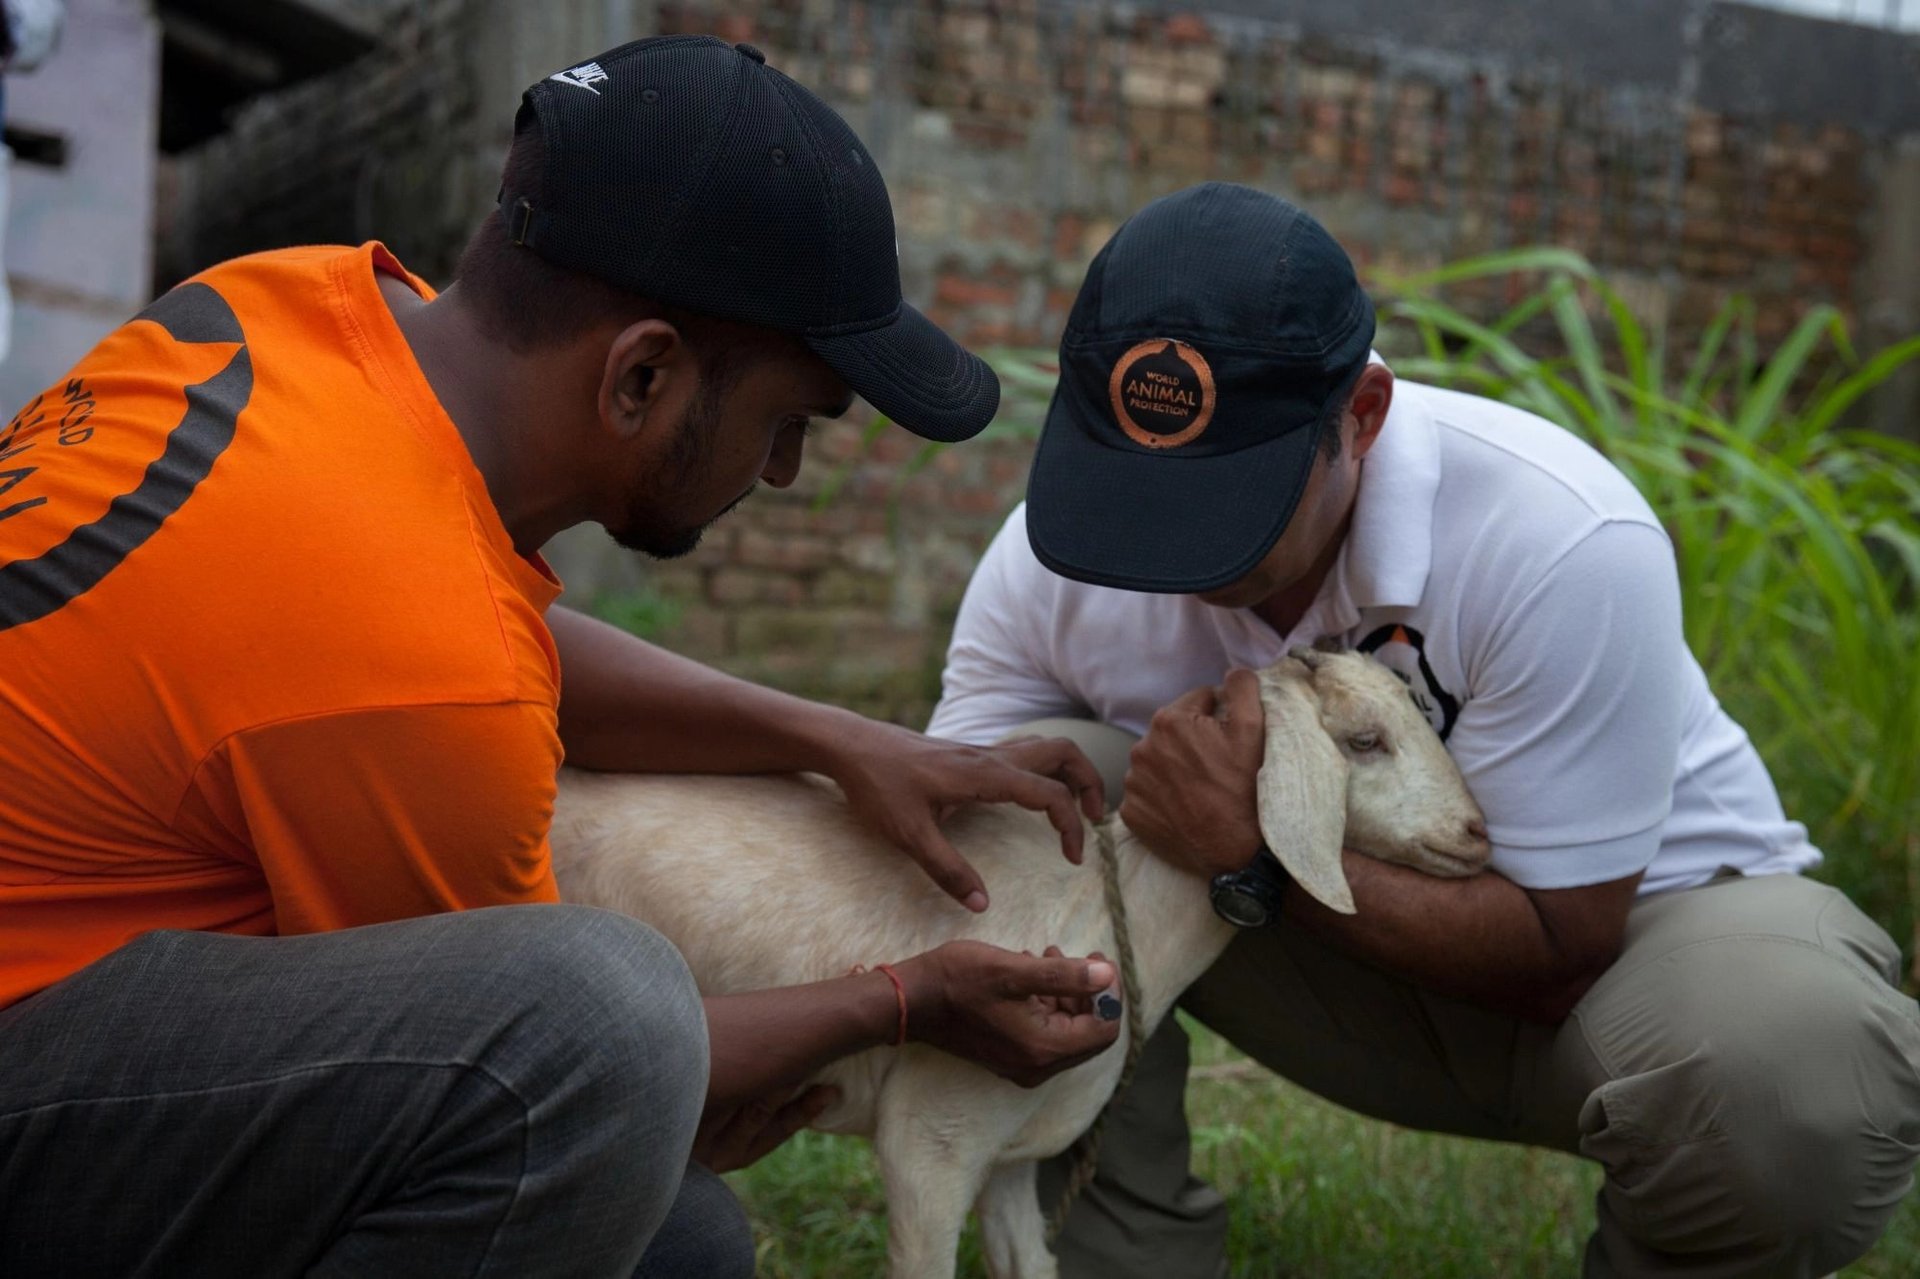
[1052,213,1087,260]
[952,117,1028,148]
[1803,234,1860,265]
[712,14,756,43]
[968,204,1044,250]
[1169,110,1214,152]
[812,570,892,607]
[950,487,1010,516]
[988,456,1028,487]
[934,274,1019,309]
[680,525,737,569]
[975,88,1038,121]
[709,569,804,607]
[838,534,897,574]
[1164,14,1212,44]
[737,528,835,572]
[1294,164,1341,195]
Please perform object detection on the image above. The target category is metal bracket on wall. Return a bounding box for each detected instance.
[1,126,68,169]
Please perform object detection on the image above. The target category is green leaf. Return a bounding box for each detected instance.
[1377,246,1597,293]
[1729,305,1846,444]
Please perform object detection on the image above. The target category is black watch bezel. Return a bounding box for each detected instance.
[1208,846,1291,928]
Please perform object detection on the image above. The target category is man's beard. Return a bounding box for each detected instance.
[609,381,754,559]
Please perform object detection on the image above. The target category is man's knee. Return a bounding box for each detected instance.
[1585,937,1920,1266]
[421,905,708,1168]
[499,902,710,1067]
[444,906,713,1262]
[1716,974,1917,1262]
[636,1164,756,1279]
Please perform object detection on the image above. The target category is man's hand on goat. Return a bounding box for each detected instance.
[826,727,1107,913]
[1121,668,1268,881]
[896,941,1122,1087]
[693,1083,840,1174]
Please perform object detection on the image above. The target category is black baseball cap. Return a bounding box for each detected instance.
[501,35,998,443]
[1026,183,1376,593]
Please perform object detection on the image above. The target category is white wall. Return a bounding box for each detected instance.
[2,0,160,415]
[1749,0,1917,30]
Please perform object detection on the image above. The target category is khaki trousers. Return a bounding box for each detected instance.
[1018,720,1920,1278]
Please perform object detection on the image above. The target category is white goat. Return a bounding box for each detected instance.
[550,649,1490,1279]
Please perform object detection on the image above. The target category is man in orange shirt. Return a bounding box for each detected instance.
[0,36,1122,1277]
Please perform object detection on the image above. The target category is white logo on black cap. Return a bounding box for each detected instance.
[551,62,610,94]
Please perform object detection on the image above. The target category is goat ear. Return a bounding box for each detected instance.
[1254,664,1356,915]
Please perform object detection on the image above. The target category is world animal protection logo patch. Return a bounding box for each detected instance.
[1107,339,1215,449]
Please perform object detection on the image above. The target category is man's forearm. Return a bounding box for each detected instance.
[701,972,903,1109]
[549,604,863,774]
[1282,853,1638,1023]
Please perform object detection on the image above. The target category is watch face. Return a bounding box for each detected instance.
[1213,885,1270,929]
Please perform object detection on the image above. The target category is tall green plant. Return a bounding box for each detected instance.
[1377,250,1920,984]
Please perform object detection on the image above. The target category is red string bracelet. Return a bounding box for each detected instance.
[848,962,910,1047]
[874,963,909,1047]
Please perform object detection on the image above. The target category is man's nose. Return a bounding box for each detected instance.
[762,436,804,489]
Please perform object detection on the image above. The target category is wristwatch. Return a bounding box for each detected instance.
[1209,846,1293,928]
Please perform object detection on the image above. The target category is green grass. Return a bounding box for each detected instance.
[731,1022,1920,1277]
[586,586,685,641]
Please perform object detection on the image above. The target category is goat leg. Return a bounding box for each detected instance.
[976,1159,1058,1279]
[873,1059,1040,1279]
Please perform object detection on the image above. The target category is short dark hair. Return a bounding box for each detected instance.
[454,126,766,378]
[1317,358,1370,463]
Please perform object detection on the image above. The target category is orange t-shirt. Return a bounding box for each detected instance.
[0,243,566,1010]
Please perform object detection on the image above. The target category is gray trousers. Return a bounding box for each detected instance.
[1024,719,1920,1279]
[0,904,755,1279]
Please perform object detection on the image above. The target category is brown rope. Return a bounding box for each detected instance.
[1045,818,1148,1243]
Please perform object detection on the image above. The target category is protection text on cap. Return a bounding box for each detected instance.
[1107,339,1216,449]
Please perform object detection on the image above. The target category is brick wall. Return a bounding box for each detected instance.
[158,0,487,292]
[159,0,1917,726]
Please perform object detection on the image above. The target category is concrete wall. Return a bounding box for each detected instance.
[153,0,1920,722]
[1861,133,1920,442]
[2,0,160,415]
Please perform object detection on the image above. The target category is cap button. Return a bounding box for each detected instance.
[735,42,767,64]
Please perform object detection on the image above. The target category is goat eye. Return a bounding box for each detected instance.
[1347,731,1381,753]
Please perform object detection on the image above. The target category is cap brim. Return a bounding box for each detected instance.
[804,302,1000,443]
[1025,389,1325,594]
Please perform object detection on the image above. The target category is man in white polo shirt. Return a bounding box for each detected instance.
[928,183,1920,1278]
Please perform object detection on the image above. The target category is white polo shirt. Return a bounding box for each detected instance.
[928,377,1820,895]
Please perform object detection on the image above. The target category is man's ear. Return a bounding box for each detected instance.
[1346,363,1393,461]
[599,318,696,442]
